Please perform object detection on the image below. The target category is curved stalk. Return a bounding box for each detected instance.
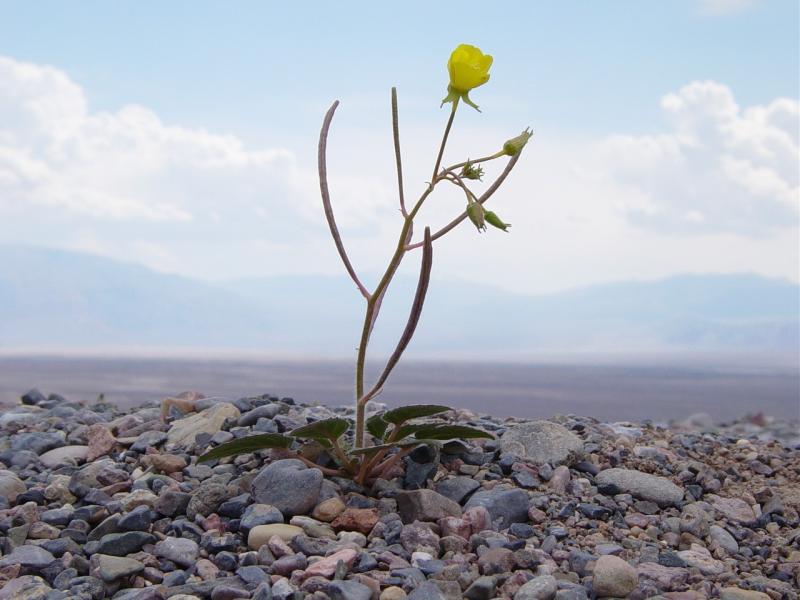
[392,88,407,218]
[318,100,371,300]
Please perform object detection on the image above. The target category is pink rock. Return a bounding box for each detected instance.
[550,465,571,493]
[439,516,471,540]
[637,562,689,590]
[268,534,294,558]
[463,506,493,534]
[302,548,358,579]
[331,508,379,535]
[86,424,117,461]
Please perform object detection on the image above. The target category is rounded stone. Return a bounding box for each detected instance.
[514,575,558,600]
[312,497,346,522]
[595,468,684,507]
[0,470,27,503]
[247,524,304,549]
[38,446,89,468]
[500,420,584,466]
[250,459,322,517]
[592,555,638,597]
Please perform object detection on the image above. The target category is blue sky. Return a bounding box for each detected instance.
[0,0,797,293]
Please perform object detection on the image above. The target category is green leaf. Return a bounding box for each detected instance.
[197,433,294,462]
[390,423,426,441]
[348,438,439,456]
[291,418,350,442]
[382,404,452,425]
[366,414,390,440]
[412,424,493,441]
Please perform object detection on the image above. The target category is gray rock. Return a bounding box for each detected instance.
[11,431,66,455]
[38,445,88,468]
[464,576,497,600]
[500,421,584,466]
[96,531,155,556]
[407,581,446,600]
[0,545,56,569]
[327,580,373,600]
[592,555,639,597]
[154,537,199,568]
[396,489,462,523]
[514,575,557,600]
[595,468,684,507]
[435,476,480,504]
[187,481,231,519]
[68,459,129,497]
[465,488,530,528]
[91,554,144,582]
[130,430,168,453]
[0,470,26,503]
[155,489,191,517]
[240,503,284,533]
[709,524,739,554]
[0,575,51,600]
[250,459,322,517]
[238,403,282,426]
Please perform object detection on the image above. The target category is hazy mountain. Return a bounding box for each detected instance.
[0,245,797,356]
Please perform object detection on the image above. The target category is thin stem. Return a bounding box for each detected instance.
[318,100,371,300]
[405,153,522,250]
[358,227,432,406]
[354,100,459,449]
[330,438,356,475]
[443,150,505,174]
[431,99,459,182]
[392,87,407,218]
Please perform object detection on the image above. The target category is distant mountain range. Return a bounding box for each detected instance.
[1,245,797,357]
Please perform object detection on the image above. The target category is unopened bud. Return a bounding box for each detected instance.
[461,161,484,181]
[484,210,511,232]
[467,202,486,232]
[502,128,533,156]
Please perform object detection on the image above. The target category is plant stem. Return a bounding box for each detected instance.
[354,102,460,449]
[444,150,504,174]
[431,99,458,182]
[405,153,521,251]
[392,88,407,218]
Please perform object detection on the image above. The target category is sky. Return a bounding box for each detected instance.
[0,0,798,295]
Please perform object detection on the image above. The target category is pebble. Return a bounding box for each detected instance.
[592,555,638,597]
[500,420,584,465]
[514,575,558,600]
[595,467,684,506]
[251,458,323,516]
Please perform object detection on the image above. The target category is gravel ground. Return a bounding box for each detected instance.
[0,389,798,600]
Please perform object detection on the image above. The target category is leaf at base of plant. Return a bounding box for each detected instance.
[412,424,493,440]
[382,404,452,425]
[197,433,294,462]
[291,417,350,442]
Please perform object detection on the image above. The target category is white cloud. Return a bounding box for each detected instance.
[0,55,796,294]
[698,0,760,16]
[596,81,798,236]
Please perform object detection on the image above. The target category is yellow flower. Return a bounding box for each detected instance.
[442,44,493,111]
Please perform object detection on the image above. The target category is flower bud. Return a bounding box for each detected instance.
[502,128,533,156]
[484,210,511,232]
[466,202,486,232]
[461,161,484,181]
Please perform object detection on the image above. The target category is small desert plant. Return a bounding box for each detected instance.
[200,44,530,484]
